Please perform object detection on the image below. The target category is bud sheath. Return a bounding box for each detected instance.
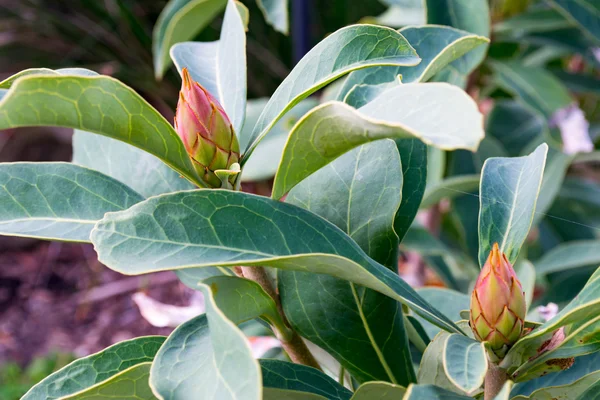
[470,243,526,358]
[175,68,240,187]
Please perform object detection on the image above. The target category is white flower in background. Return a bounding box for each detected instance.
[551,104,593,155]
[537,302,559,322]
[132,292,205,328]
[594,48,600,63]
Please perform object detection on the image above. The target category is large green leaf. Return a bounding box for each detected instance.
[280,140,415,384]
[60,363,157,400]
[0,74,204,187]
[478,143,548,267]
[150,282,260,400]
[417,332,461,393]
[22,336,165,400]
[272,83,484,199]
[260,360,352,400]
[511,352,600,398]
[91,190,461,334]
[513,371,600,399]
[425,0,490,86]
[501,268,600,374]
[533,149,574,224]
[490,62,573,118]
[243,24,421,157]
[350,382,406,399]
[535,240,600,276]
[403,384,471,399]
[152,0,226,79]
[443,334,487,394]
[549,0,600,44]
[337,25,489,99]
[485,101,546,157]
[257,0,289,34]
[72,131,194,198]
[170,0,247,133]
[0,163,143,242]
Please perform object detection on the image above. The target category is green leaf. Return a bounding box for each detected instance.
[535,240,600,276]
[280,140,415,384]
[394,139,428,241]
[512,352,600,396]
[420,175,480,209]
[425,0,490,85]
[350,382,406,399]
[243,24,421,157]
[534,149,574,224]
[260,360,352,400]
[485,101,546,157]
[204,275,291,340]
[22,336,164,400]
[257,0,289,34]
[575,378,600,400]
[150,282,260,400]
[263,389,327,400]
[549,0,600,44]
[241,98,319,182]
[417,332,463,393]
[91,190,461,334]
[501,268,600,374]
[414,288,470,339]
[490,61,573,118]
[403,384,472,399]
[478,143,548,267]
[72,131,194,198]
[170,0,247,133]
[0,74,204,187]
[0,162,143,242]
[272,83,484,199]
[60,363,157,400]
[494,8,573,37]
[515,259,535,311]
[153,0,226,79]
[443,334,487,394]
[512,370,600,399]
[338,25,489,99]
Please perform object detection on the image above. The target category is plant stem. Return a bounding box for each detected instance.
[484,363,508,400]
[240,266,322,370]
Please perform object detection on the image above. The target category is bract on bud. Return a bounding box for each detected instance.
[175,68,240,187]
[470,243,526,358]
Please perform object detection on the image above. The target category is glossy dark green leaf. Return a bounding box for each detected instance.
[485,101,547,157]
[280,140,415,384]
[338,25,489,99]
[91,190,461,334]
[150,282,260,400]
[0,74,204,187]
[243,24,421,157]
[549,0,600,44]
[60,363,157,400]
[478,144,548,267]
[490,62,572,118]
[153,0,226,79]
[23,336,165,400]
[272,83,484,199]
[0,163,143,242]
[260,360,352,400]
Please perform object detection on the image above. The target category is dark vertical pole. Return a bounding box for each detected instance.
[292,0,311,64]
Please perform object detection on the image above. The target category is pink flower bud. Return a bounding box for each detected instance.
[175,68,240,187]
[470,243,526,358]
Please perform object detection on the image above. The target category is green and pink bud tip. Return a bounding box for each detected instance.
[175,68,240,188]
[470,243,526,358]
